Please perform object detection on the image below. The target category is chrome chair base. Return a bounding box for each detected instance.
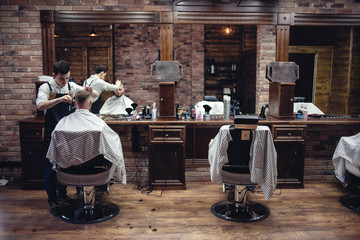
[211,200,270,222]
[60,201,119,224]
[340,195,360,212]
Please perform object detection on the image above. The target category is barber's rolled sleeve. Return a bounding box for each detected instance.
[36,83,50,107]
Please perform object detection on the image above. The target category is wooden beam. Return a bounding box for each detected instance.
[54,11,160,24]
[291,13,360,26]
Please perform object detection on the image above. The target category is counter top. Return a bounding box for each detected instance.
[18,115,360,126]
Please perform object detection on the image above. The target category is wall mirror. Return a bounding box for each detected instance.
[290,26,360,114]
[54,23,114,105]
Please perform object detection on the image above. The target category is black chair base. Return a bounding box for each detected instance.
[340,195,360,212]
[211,200,270,222]
[59,201,119,224]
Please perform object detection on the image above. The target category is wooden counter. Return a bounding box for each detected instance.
[18,115,360,189]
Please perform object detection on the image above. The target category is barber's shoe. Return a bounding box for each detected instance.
[58,195,76,205]
[49,203,60,216]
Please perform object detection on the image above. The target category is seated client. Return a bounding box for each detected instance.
[99,84,134,115]
[47,89,127,185]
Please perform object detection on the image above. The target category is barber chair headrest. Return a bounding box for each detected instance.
[234,115,259,130]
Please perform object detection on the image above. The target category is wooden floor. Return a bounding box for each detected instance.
[0,181,359,240]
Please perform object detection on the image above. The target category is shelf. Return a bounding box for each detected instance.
[205,72,237,75]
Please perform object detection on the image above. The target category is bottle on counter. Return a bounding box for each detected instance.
[189,104,195,119]
[176,104,183,120]
[152,102,157,120]
[210,64,215,74]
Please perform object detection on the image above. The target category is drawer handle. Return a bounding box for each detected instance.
[165,134,169,137]
[35,132,40,135]
[288,132,292,136]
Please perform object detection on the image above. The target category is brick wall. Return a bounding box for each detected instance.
[304,124,360,181]
[113,23,204,109]
[114,23,160,106]
[256,25,276,114]
[1,0,360,182]
[174,24,204,107]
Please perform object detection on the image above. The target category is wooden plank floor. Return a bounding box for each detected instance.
[0,181,359,240]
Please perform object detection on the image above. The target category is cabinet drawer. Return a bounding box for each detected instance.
[149,125,185,143]
[20,126,44,141]
[272,125,306,141]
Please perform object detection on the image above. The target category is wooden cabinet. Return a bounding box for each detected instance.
[272,124,306,187]
[18,120,45,190]
[268,82,295,118]
[148,125,186,189]
[158,82,175,118]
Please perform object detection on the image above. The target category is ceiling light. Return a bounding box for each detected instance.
[220,25,235,36]
[88,28,98,37]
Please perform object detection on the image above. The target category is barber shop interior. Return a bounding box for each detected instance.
[1,0,360,239]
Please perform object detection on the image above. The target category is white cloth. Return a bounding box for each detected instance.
[332,132,360,182]
[46,109,127,184]
[208,125,277,200]
[99,95,134,115]
[83,75,118,103]
[36,78,84,109]
[195,101,224,115]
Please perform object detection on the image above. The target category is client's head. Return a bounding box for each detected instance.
[75,89,92,110]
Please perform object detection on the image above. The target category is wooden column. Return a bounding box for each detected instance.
[276,25,290,62]
[160,24,173,61]
[269,14,294,118]
[276,13,291,62]
[159,24,175,118]
[40,11,55,76]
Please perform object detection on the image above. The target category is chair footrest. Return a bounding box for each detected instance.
[59,201,119,224]
[211,200,270,222]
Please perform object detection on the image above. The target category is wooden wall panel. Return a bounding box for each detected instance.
[349,27,360,114]
[55,23,113,85]
[55,47,83,83]
[87,47,113,105]
[204,24,257,103]
[330,28,351,114]
[289,46,332,113]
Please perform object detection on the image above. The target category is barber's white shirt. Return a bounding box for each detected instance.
[36,78,84,112]
[83,75,118,103]
[46,109,127,184]
[208,125,277,200]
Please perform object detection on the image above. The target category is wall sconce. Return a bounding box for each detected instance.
[220,25,235,36]
[88,28,98,37]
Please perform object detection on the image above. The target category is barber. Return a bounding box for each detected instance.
[36,60,98,216]
[83,65,122,114]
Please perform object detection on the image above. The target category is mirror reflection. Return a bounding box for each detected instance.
[54,23,360,115]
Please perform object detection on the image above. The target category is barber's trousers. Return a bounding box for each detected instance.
[44,159,67,205]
